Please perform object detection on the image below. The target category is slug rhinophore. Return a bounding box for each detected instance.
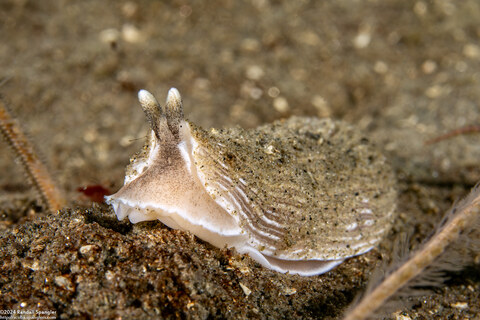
[106,88,397,276]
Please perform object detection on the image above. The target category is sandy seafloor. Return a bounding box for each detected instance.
[0,0,480,319]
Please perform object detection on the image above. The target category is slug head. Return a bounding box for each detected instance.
[105,89,242,247]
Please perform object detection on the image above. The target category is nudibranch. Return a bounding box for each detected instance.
[106,88,397,276]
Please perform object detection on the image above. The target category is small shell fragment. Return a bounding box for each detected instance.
[283,287,297,296]
[239,283,252,296]
[106,88,397,276]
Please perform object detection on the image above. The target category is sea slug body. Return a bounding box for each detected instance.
[106,88,397,276]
